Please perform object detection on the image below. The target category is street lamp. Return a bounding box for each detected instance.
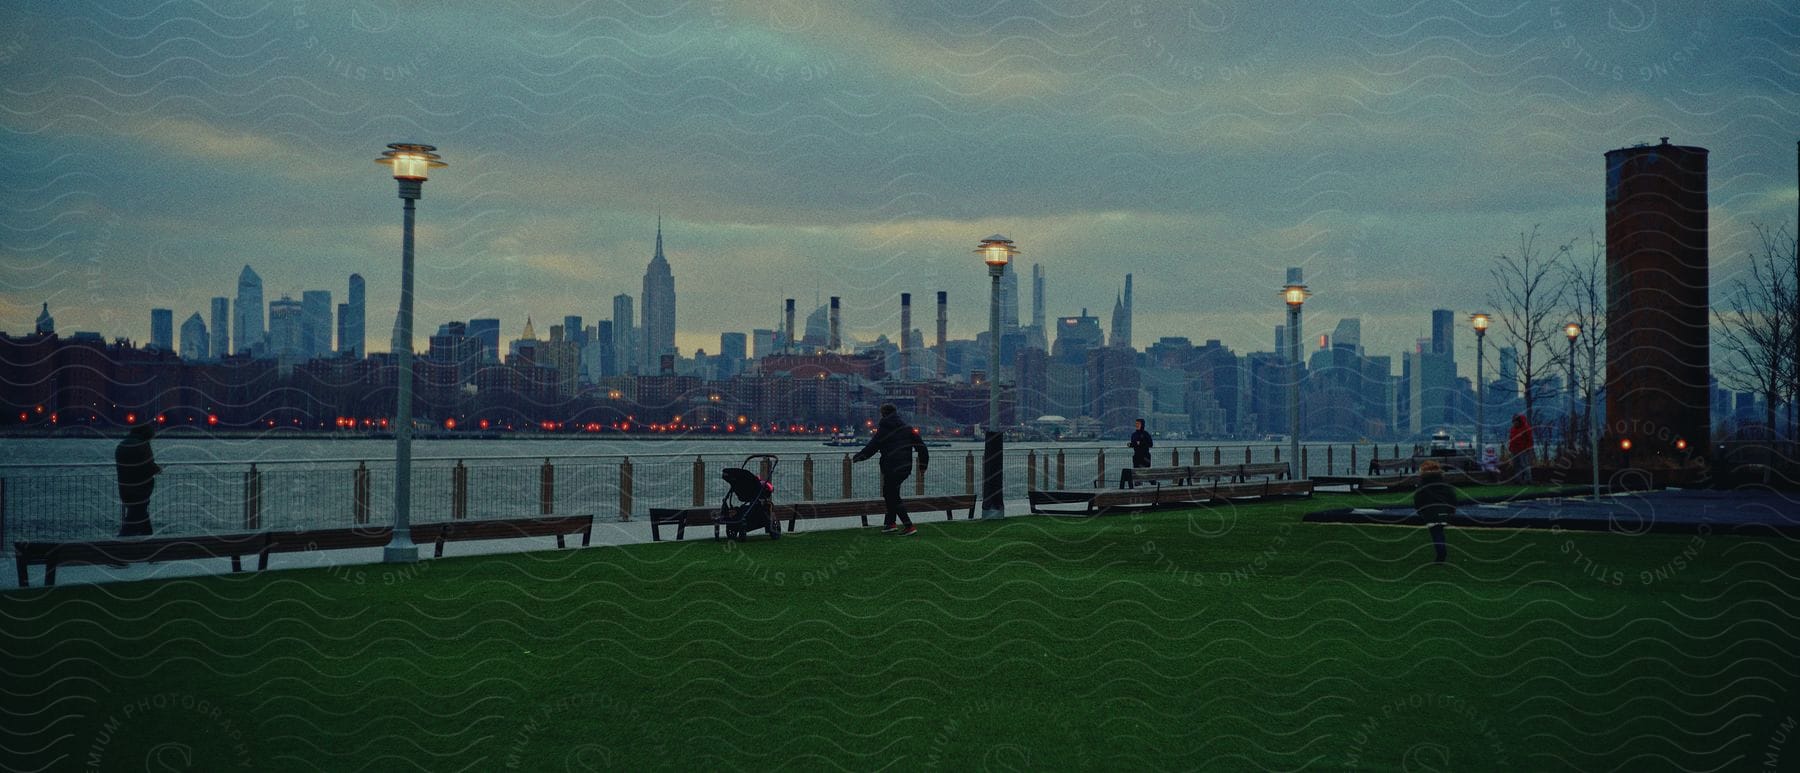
[375,142,446,563]
[1471,313,1490,456]
[1282,272,1309,480]
[976,234,1017,519]
[1564,322,1580,457]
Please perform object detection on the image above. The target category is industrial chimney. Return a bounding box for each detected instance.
[784,298,796,354]
[936,291,948,380]
[900,292,912,380]
[828,296,841,352]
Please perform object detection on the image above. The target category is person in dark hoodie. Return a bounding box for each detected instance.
[116,422,163,537]
[1122,418,1154,487]
[1414,460,1455,563]
[853,404,929,535]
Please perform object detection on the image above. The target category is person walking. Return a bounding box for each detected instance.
[116,422,163,537]
[1123,418,1154,487]
[853,404,929,535]
[1506,414,1536,484]
[1414,460,1455,563]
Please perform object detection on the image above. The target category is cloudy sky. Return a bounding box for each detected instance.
[2,0,1795,367]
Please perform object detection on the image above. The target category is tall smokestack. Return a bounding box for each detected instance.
[936,291,948,380]
[828,296,841,352]
[900,292,912,379]
[784,298,796,354]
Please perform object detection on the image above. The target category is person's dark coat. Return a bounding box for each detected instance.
[115,427,162,507]
[1413,479,1458,523]
[854,413,929,477]
[1129,428,1154,467]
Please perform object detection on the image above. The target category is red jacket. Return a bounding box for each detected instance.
[1507,418,1534,455]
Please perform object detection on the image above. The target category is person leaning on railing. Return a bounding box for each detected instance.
[116,423,163,537]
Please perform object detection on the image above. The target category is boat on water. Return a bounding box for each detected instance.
[822,431,862,447]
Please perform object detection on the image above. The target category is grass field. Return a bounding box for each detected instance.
[4,487,1796,771]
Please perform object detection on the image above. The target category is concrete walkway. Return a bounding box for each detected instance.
[6,501,1048,590]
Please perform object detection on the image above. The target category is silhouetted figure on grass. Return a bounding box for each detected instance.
[853,404,928,536]
[1121,418,1154,487]
[116,423,162,537]
[1414,460,1455,563]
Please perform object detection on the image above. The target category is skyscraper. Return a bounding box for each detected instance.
[998,262,1019,330]
[1028,264,1047,349]
[612,294,636,375]
[1108,274,1133,349]
[267,295,303,364]
[209,297,229,359]
[301,290,332,358]
[179,312,208,360]
[339,273,365,357]
[1431,308,1454,356]
[467,318,499,363]
[640,220,677,372]
[234,265,263,356]
[149,308,173,351]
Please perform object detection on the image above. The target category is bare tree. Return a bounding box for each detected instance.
[1488,226,1569,436]
[1554,232,1606,453]
[1715,224,1797,438]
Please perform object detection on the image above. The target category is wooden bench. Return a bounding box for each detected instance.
[15,532,271,587]
[1032,463,1313,515]
[1116,465,1193,488]
[1368,457,1417,475]
[264,515,593,562]
[650,495,977,541]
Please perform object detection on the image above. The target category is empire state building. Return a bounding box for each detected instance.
[640,220,677,373]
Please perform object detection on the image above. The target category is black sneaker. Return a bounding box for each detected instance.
[880,525,899,534]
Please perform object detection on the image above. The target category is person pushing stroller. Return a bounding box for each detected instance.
[853,404,929,536]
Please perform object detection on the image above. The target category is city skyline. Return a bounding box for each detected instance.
[2,4,1794,367]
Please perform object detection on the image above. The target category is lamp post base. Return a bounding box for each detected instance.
[383,539,419,563]
[981,431,1005,519]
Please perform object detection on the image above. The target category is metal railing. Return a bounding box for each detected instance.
[0,442,1424,551]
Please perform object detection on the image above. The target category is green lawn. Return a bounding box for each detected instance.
[4,487,1796,771]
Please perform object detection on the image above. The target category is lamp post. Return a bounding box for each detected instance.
[1282,275,1310,480]
[1471,313,1490,456]
[1565,322,1580,458]
[376,142,446,563]
[976,234,1017,519]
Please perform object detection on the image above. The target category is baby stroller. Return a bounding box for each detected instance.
[716,454,780,541]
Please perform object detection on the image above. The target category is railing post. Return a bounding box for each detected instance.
[965,451,975,495]
[1027,449,1037,490]
[1170,447,1178,466]
[1350,445,1358,474]
[1214,446,1221,465]
[1301,446,1309,478]
[541,458,556,515]
[916,455,926,495]
[842,454,853,498]
[1041,452,1049,488]
[1192,448,1200,465]
[1327,445,1334,474]
[760,457,772,484]
[1096,450,1106,487]
[354,462,370,524]
[1274,446,1281,463]
[243,463,261,530]
[692,456,706,507]
[0,478,8,555]
[1244,446,1251,464]
[803,454,815,501]
[619,457,634,521]
[1056,449,1065,488]
[452,460,468,519]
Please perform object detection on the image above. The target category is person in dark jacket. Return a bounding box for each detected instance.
[1121,418,1154,487]
[1506,414,1535,484]
[853,404,929,535]
[116,423,163,537]
[1414,460,1455,563]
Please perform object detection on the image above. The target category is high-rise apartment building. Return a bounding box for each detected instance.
[301,290,332,358]
[267,295,303,365]
[178,312,207,360]
[467,318,499,363]
[612,294,636,375]
[339,273,365,357]
[149,308,173,351]
[234,265,263,356]
[209,297,229,359]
